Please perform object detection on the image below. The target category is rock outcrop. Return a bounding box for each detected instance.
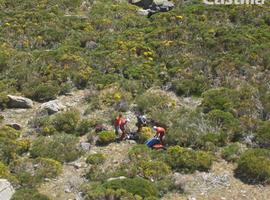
[0,179,15,200]
[7,95,33,109]
[40,100,65,115]
[130,0,174,16]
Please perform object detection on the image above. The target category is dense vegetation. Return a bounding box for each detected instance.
[0,0,270,199]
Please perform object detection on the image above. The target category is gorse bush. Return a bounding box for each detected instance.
[201,87,238,113]
[136,89,176,113]
[76,119,95,136]
[103,177,159,198]
[0,126,29,164]
[255,121,270,148]
[0,126,20,139]
[166,109,220,148]
[235,148,270,184]
[221,143,245,162]
[22,81,60,102]
[132,160,171,181]
[0,92,9,109]
[11,188,50,200]
[0,161,16,182]
[197,132,228,151]
[81,182,146,200]
[30,134,81,163]
[39,110,94,136]
[166,146,213,173]
[96,131,116,145]
[10,157,62,187]
[53,109,81,134]
[128,144,151,161]
[86,153,106,165]
[138,127,154,144]
[172,75,208,96]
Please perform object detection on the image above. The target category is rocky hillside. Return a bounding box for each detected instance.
[1,0,270,200]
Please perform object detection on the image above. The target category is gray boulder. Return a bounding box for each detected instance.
[80,142,91,151]
[85,41,98,50]
[130,0,174,12]
[129,0,153,9]
[0,179,15,200]
[7,95,33,108]
[40,100,65,115]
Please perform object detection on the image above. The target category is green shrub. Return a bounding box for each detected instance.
[0,126,20,139]
[0,161,16,182]
[136,89,176,113]
[0,92,9,109]
[103,177,159,198]
[53,109,80,134]
[138,127,154,144]
[255,121,270,148]
[166,110,219,148]
[172,75,208,96]
[235,148,270,184]
[16,139,31,154]
[11,188,50,200]
[207,109,240,132]
[201,87,237,113]
[85,165,109,182]
[76,119,94,136]
[95,85,132,109]
[133,160,171,181]
[23,81,60,102]
[128,145,151,161]
[0,137,18,163]
[30,134,81,163]
[221,143,245,162]
[97,131,116,145]
[81,182,142,200]
[166,146,213,173]
[0,136,29,164]
[0,161,9,177]
[10,157,62,187]
[198,132,228,150]
[86,153,106,165]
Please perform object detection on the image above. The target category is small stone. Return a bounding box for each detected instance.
[187,196,196,200]
[80,142,91,151]
[107,176,126,182]
[65,188,72,193]
[137,8,150,16]
[73,162,82,169]
[6,123,22,130]
[85,41,98,49]
[126,140,137,144]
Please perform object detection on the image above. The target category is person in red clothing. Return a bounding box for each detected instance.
[115,114,130,141]
[119,118,130,141]
[114,114,123,135]
[153,126,166,145]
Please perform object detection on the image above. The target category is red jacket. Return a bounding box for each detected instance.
[115,117,122,127]
[120,118,127,131]
[156,127,165,134]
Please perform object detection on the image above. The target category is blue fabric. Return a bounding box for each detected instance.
[145,138,159,147]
